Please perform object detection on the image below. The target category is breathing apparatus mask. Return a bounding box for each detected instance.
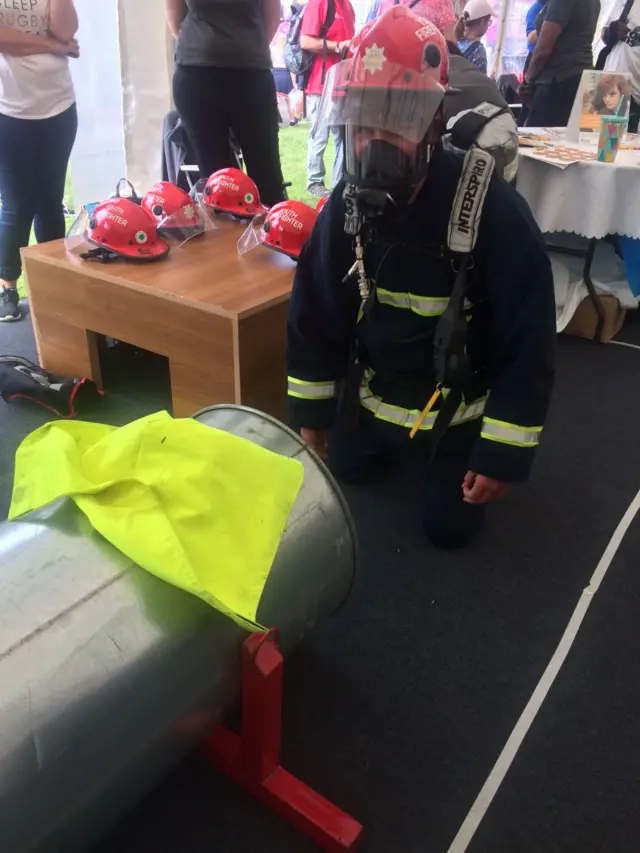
[345,129,434,213]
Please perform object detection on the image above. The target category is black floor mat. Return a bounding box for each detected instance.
[1,314,639,853]
[466,513,640,853]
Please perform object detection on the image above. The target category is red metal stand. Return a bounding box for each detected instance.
[201,631,363,852]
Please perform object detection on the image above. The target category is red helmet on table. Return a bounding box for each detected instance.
[142,181,207,242]
[202,168,266,220]
[84,198,170,262]
[142,181,193,222]
[321,6,448,198]
[238,201,318,261]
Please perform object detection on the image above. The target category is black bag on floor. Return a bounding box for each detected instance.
[0,356,102,418]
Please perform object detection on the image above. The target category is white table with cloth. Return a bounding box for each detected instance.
[515,131,640,340]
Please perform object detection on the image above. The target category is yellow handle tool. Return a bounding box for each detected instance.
[409,384,443,440]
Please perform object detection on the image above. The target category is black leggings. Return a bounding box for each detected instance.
[173,65,285,207]
[0,104,77,281]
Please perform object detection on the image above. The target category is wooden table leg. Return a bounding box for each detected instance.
[169,358,237,418]
[32,312,103,386]
[236,301,289,423]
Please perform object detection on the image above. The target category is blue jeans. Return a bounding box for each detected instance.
[0,104,77,281]
[306,93,344,190]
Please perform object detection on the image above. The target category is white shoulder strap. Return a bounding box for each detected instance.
[447,147,495,256]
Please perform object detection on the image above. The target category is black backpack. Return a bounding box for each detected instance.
[284,0,336,82]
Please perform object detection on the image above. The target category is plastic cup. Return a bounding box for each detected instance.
[597,115,627,163]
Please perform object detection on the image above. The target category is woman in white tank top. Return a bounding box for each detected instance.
[0,0,79,322]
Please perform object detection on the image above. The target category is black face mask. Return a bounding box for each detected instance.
[359,138,413,185]
[347,137,430,210]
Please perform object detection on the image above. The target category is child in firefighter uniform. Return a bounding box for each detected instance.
[286,6,556,549]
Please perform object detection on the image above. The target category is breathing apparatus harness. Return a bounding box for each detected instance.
[342,146,496,458]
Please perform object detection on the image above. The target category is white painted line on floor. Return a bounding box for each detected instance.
[447,486,640,853]
[610,340,640,351]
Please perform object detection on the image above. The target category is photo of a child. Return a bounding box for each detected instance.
[592,74,632,117]
[574,70,633,134]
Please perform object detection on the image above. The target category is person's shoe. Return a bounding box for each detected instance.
[307,183,329,198]
[0,287,21,322]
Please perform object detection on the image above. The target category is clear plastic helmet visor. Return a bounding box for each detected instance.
[65,207,93,254]
[315,58,446,145]
[157,200,216,247]
[237,213,268,256]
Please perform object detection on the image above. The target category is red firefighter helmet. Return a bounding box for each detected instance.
[261,201,317,258]
[238,201,317,261]
[345,5,448,94]
[202,168,266,219]
[85,198,170,261]
[141,180,206,242]
[315,195,330,214]
[323,6,448,193]
[334,6,448,139]
[142,181,193,222]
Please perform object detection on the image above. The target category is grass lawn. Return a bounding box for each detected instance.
[18,121,332,297]
[278,120,336,204]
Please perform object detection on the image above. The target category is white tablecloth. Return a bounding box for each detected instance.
[516,143,640,240]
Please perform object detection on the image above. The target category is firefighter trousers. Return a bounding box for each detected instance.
[328,409,486,549]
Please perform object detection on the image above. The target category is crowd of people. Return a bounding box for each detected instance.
[2,1,640,323]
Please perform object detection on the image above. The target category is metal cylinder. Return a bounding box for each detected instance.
[0,405,357,853]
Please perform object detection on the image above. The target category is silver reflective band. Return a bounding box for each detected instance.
[481,418,543,447]
[359,376,486,431]
[287,377,337,400]
[376,289,473,317]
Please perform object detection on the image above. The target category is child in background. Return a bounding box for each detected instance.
[271,6,299,126]
[455,0,495,75]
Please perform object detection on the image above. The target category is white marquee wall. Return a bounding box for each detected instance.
[70,0,173,208]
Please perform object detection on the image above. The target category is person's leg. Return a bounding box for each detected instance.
[553,75,582,127]
[32,104,78,245]
[327,409,395,485]
[228,69,286,207]
[527,75,581,127]
[418,423,486,549]
[525,83,552,127]
[306,94,330,193]
[173,65,234,177]
[330,123,345,189]
[0,113,38,320]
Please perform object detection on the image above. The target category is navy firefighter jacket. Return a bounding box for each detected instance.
[286,147,557,483]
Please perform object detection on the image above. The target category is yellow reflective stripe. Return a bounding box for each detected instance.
[481,417,543,448]
[376,289,474,318]
[359,374,486,431]
[287,377,337,400]
[377,288,448,317]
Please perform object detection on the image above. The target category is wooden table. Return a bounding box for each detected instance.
[21,218,296,419]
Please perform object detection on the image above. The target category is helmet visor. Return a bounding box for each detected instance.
[316,58,446,145]
[65,206,94,254]
[344,125,432,189]
[158,200,216,246]
[237,213,267,256]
